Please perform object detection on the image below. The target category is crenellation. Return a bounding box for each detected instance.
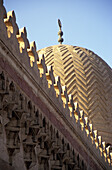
[93,130,99,149]
[106,146,111,165]
[79,110,85,130]
[53,76,61,98]
[37,54,46,77]
[102,141,108,162]
[4,11,16,39]
[61,85,68,108]
[89,123,94,139]
[110,152,112,166]
[27,41,37,67]
[73,102,80,123]
[3,9,21,57]
[46,65,54,88]
[0,1,111,169]
[84,116,90,136]
[16,27,30,54]
[0,0,7,38]
[40,54,47,75]
[98,136,103,155]
[74,102,79,111]
[67,94,74,117]
[54,76,62,97]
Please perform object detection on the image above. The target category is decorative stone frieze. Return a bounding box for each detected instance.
[0,0,112,169]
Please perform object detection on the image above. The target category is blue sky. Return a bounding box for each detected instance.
[4,0,112,68]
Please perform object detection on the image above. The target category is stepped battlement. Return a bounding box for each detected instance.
[0,0,112,169]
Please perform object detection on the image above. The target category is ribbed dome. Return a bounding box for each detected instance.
[37,44,112,144]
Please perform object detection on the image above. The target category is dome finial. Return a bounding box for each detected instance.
[58,19,64,44]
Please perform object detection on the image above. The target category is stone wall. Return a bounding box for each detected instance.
[0,0,112,169]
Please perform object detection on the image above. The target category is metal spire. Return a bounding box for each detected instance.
[58,19,64,44]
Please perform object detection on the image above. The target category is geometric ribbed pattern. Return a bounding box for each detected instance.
[37,44,112,144]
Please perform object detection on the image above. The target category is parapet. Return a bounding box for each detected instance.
[0,0,112,169]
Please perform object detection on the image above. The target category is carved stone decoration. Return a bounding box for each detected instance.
[0,0,112,168]
[38,44,112,144]
[0,60,111,169]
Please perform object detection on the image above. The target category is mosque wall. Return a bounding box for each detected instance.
[0,0,111,169]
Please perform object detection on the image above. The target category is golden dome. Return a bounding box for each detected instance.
[37,44,112,144]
